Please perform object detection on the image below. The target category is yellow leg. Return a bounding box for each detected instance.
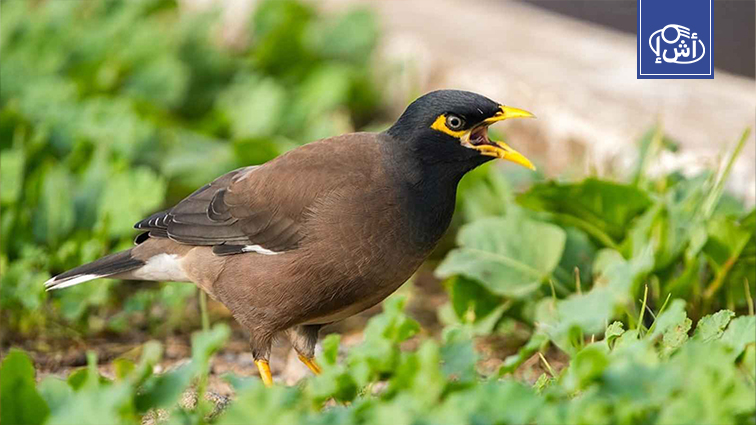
[298,354,322,375]
[255,359,273,387]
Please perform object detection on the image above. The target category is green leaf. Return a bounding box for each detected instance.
[161,131,237,189]
[0,349,50,425]
[33,165,75,244]
[499,332,548,375]
[556,226,598,287]
[649,299,688,340]
[456,164,514,221]
[568,344,609,389]
[37,377,73,416]
[191,323,231,367]
[125,55,190,109]
[47,361,135,425]
[720,315,756,359]
[136,325,228,411]
[605,321,625,342]
[660,317,691,356]
[134,365,194,412]
[517,178,651,247]
[436,216,566,297]
[702,214,754,299]
[440,328,478,383]
[97,167,166,238]
[693,309,735,342]
[310,8,377,62]
[217,74,286,140]
[537,248,654,354]
[0,148,24,205]
[446,275,504,325]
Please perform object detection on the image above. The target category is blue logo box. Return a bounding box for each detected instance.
[638,0,713,79]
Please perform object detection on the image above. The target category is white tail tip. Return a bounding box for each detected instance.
[44,274,99,291]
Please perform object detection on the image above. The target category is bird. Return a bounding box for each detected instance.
[44,90,535,386]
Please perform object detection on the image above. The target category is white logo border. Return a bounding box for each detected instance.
[639,0,712,76]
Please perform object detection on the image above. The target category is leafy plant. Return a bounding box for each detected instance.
[0,0,383,336]
[1,298,752,425]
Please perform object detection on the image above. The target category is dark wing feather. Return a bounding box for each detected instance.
[132,134,381,255]
[134,166,271,250]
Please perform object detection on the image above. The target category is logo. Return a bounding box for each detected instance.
[649,25,705,64]
[638,0,713,79]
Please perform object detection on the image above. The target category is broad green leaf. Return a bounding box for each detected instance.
[440,328,477,383]
[456,164,514,222]
[603,321,625,349]
[436,380,542,425]
[742,344,756,382]
[537,248,654,354]
[567,344,609,390]
[436,217,566,297]
[719,315,756,359]
[556,226,598,287]
[703,217,752,269]
[517,178,651,247]
[191,323,231,367]
[134,365,194,412]
[346,296,419,387]
[388,342,446,405]
[702,211,755,301]
[649,299,687,340]
[656,341,755,424]
[660,317,691,356]
[0,349,49,425]
[37,377,73,416]
[136,325,228,411]
[97,167,166,237]
[217,74,286,140]
[446,275,503,324]
[693,309,735,342]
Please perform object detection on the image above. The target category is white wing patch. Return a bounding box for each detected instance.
[242,244,279,255]
[130,253,189,282]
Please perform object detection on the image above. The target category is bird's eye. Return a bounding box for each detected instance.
[446,115,464,130]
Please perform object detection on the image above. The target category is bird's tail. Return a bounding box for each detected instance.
[44,249,145,291]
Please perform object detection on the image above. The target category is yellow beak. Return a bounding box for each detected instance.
[467,106,536,170]
[483,105,536,124]
[474,141,536,170]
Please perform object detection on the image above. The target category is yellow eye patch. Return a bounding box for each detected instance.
[430,114,466,138]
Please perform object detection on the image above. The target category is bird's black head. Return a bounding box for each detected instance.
[385,90,535,172]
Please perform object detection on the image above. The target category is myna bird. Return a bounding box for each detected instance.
[45,90,535,386]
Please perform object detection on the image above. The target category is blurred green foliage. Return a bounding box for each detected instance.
[1,296,753,424]
[1,0,382,335]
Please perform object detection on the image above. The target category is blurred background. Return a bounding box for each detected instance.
[1,0,754,387]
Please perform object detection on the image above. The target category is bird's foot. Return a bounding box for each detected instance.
[255,359,273,387]
[297,354,322,375]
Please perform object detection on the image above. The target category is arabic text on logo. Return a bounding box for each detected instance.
[649,24,705,65]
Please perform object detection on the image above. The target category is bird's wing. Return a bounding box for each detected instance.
[134,134,379,255]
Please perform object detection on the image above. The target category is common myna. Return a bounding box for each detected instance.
[45,90,535,386]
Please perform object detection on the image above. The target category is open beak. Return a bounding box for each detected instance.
[461,106,536,170]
